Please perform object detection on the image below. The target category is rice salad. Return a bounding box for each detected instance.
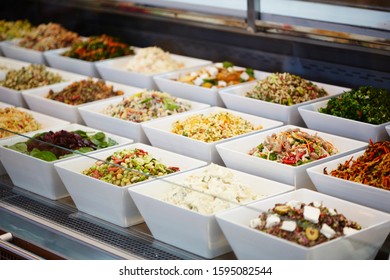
[171,111,262,143]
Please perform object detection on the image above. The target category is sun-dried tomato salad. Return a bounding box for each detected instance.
[103,90,191,123]
[248,128,338,166]
[249,200,362,247]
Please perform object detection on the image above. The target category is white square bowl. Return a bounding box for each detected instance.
[307,150,390,213]
[298,99,390,142]
[387,125,390,137]
[95,50,212,90]
[215,189,390,259]
[0,123,132,200]
[128,164,295,258]
[0,106,70,175]
[215,125,368,190]
[44,47,102,78]
[141,107,283,165]
[78,93,210,143]
[219,76,349,127]
[153,65,265,107]
[22,80,142,124]
[54,143,207,227]
[0,39,47,64]
[0,66,86,107]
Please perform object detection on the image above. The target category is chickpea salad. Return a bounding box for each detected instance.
[103,90,191,123]
[171,111,262,143]
[82,148,180,187]
[249,200,362,247]
[245,72,328,105]
[248,128,338,166]
[162,163,266,215]
[177,61,255,89]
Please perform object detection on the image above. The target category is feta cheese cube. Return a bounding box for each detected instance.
[320,223,336,239]
[287,200,302,210]
[343,227,359,235]
[249,218,261,228]
[266,214,280,228]
[303,206,320,224]
[206,66,218,77]
[214,62,223,68]
[328,208,337,216]
[190,72,198,77]
[280,220,296,232]
[193,77,204,86]
[240,71,250,81]
[227,67,234,73]
[200,73,209,79]
[218,80,227,87]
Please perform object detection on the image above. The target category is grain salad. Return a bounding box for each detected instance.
[0,64,63,90]
[103,90,191,123]
[162,163,266,215]
[245,72,328,105]
[171,111,262,143]
[46,78,124,105]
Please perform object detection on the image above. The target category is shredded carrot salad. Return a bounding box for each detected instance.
[0,107,41,138]
[324,141,390,190]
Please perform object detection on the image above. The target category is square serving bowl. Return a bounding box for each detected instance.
[44,47,102,78]
[0,106,70,175]
[22,79,142,124]
[78,93,210,143]
[95,49,212,90]
[128,164,294,258]
[0,66,86,108]
[54,143,207,227]
[153,64,266,107]
[215,125,368,190]
[215,189,390,259]
[219,76,349,127]
[387,125,390,137]
[307,150,390,213]
[141,106,283,165]
[0,39,48,64]
[298,99,390,142]
[0,123,132,200]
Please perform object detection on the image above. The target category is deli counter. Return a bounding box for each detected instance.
[0,0,389,260]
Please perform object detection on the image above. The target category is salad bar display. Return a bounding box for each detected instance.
[0,2,389,260]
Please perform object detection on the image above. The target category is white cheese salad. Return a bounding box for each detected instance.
[162,164,266,215]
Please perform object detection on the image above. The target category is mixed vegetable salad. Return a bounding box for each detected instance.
[248,128,338,166]
[82,148,180,187]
